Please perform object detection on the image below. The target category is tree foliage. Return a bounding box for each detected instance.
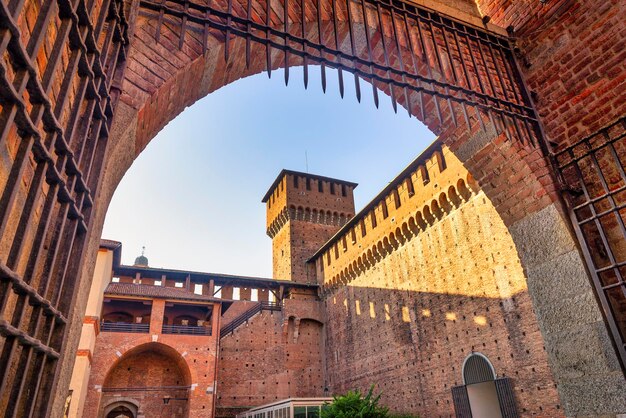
[321,386,389,418]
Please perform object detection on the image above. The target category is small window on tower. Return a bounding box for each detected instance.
[318,180,324,193]
[360,219,366,237]
[406,177,415,196]
[393,189,401,209]
[306,177,311,190]
[233,287,241,300]
[382,200,389,219]
[293,175,299,188]
[330,183,336,195]
[371,212,377,228]
[341,184,347,196]
[251,289,258,302]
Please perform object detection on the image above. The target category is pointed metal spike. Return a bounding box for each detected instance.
[246,40,251,69]
[304,56,309,89]
[488,110,498,134]
[338,69,344,98]
[372,83,379,108]
[354,74,361,103]
[403,87,411,117]
[502,114,512,141]
[390,86,398,114]
[447,99,457,128]
[433,96,443,125]
[266,46,272,78]
[321,64,327,93]
[285,61,289,86]
[476,107,487,132]
[461,102,470,129]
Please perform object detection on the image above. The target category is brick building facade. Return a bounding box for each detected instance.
[1,0,626,417]
[70,142,576,417]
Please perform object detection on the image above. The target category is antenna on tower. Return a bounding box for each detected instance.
[141,246,145,256]
[305,151,309,173]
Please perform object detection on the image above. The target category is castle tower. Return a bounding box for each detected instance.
[262,170,357,283]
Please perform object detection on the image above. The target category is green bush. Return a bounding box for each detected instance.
[320,386,421,418]
[321,386,388,418]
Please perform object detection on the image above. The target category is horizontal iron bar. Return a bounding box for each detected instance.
[556,130,626,168]
[138,0,537,123]
[0,262,68,323]
[0,319,60,359]
[555,115,626,159]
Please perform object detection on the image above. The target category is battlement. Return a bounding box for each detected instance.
[306,141,477,286]
[263,170,357,232]
[264,170,357,283]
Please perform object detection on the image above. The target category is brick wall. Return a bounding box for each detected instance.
[315,148,562,417]
[216,309,324,417]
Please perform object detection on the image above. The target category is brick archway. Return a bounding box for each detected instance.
[0,0,625,417]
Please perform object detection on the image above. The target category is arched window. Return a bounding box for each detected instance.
[452,353,519,418]
[462,353,496,385]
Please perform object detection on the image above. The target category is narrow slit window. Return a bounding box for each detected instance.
[306,177,311,190]
[293,175,299,188]
[330,183,336,195]
[382,200,389,219]
[393,189,401,209]
[351,228,357,244]
[318,180,324,193]
[341,184,347,196]
[233,287,241,300]
[251,288,258,301]
[371,212,377,228]
[406,177,415,196]
[360,219,366,237]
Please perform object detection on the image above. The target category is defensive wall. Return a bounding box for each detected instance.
[308,144,563,416]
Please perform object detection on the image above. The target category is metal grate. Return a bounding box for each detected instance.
[451,384,472,418]
[0,0,128,415]
[138,0,540,145]
[555,115,626,373]
[462,353,495,385]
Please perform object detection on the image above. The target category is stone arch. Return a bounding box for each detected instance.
[102,399,141,418]
[100,342,192,418]
[59,2,622,416]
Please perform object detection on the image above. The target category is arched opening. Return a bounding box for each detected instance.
[463,353,501,418]
[104,401,138,418]
[101,343,191,418]
[451,353,520,418]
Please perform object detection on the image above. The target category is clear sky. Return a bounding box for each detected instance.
[102,66,435,278]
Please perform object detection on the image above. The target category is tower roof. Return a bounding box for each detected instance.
[133,246,149,267]
[261,169,358,203]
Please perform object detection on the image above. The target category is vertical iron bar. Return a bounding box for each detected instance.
[345,0,361,102]
[375,2,397,113]
[246,0,252,67]
[284,0,290,85]
[390,7,411,116]
[266,0,273,77]
[359,0,378,107]
[316,0,326,91]
[225,0,233,62]
[301,0,308,88]
[331,0,344,97]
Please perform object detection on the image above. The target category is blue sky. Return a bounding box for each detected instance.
[102,66,435,277]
